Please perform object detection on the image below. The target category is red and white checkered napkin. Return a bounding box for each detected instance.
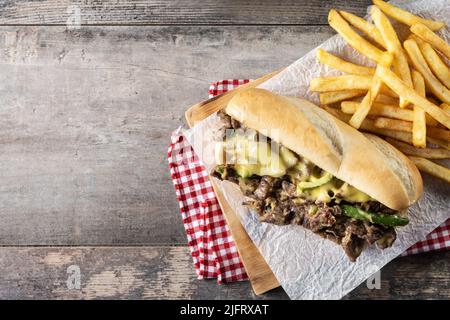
[168,79,450,283]
[168,127,247,283]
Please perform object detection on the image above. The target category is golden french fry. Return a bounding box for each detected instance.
[310,75,372,92]
[385,138,450,159]
[348,86,377,128]
[316,49,376,76]
[361,120,417,144]
[369,7,403,64]
[374,94,399,105]
[322,106,417,144]
[374,116,450,141]
[328,9,387,64]
[319,90,366,105]
[441,103,450,114]
[407,33,425,48]
[341,101,404,117]
[411,34,450,93]
[371,6,412,108]
[411,23,450,60]
[311,75,398,97]
[428,137,450,150]
[349,51,393,129]
[338,10,386,48]
[393,55,412,108]
[324,106,450,150]
[418,41,450,89]
[409,156,450,184]
[412,70,427,148]
[404,39,450,104]
[373,0,445,31]
[410,34,449,88]
[428,126,450,141]
[341,101,437,126]
[376,65,450,129]
[374,117,412,131]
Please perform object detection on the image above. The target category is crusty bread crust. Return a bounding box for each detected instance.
[226,88,423,210]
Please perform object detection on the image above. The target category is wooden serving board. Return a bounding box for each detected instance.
[185,71,281,295]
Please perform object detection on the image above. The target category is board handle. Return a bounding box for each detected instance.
[185,70,280,127]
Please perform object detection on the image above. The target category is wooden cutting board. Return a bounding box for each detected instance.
[185,71,281,295]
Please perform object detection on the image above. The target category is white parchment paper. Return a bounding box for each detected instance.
[185,0,450,299]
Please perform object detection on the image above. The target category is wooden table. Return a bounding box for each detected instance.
[0,0,448,299]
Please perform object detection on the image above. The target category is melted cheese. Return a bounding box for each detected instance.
[223,135,297,178]
[307,181,372,203]
[221,134,372,204]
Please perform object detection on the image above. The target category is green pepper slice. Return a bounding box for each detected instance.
[341,204,409,227]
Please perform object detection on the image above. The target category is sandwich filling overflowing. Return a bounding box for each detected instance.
[213,110,409,261]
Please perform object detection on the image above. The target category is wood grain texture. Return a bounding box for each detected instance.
[0,246,447,299]
[0,0,371,25]
[346,250,450,300]
[0,246,287,299]
[0,25,333,245]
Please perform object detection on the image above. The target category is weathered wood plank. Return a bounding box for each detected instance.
[0,246,287,299]
[345,251,450,300]
[0,246,447,299]
[0,0,371,25]
[0,26,333,245]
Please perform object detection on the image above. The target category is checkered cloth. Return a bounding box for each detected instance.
[168,127,247,283]
[168,79,450,283]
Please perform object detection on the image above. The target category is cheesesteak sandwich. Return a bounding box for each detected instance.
[212,88,423,261]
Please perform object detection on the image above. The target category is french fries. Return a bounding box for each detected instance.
[327,106,448,149]
[428,137,450,151]
[373,117,450,141]
[328,9,387,64]
[373,0,445,31]
[310,75,372,92]
[371,6,412,108]
[316,49,375,76]
[426,127,450,141]
[349,58,392,128]
[341,101,436,126]
[375,65,450,130]
[442,103,450,114]
[374,117,412,132]
[385,138,450,159]
[311,74,397,97]
[374,94,399,105]
[409,156,450,184]
[319,90,366,105]
[313,4,449,183]
[404,39,450,104]
[322,106,417,145]
[361,120,417,144]
[410,23,450,60]
[418,41,450,89]
[348,84,377,128]
[338,10,386,48]
[412,70,427,148]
